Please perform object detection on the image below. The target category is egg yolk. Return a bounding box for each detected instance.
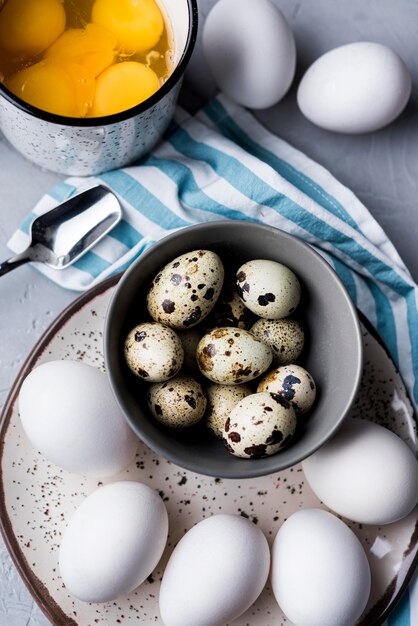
[47,23,117,77]
[0,0,66,56]
[91,0,164,54]
[6,60,95,117]
[91,61,159,117]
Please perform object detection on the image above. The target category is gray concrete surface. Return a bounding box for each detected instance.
[0,0,417,624]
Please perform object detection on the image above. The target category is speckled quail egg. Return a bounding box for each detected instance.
[223,392,296,458]
[236,259,301,319]
[250,317,304,365]
[147,374,207,428]
[206,383,252,438]
[196,327,272,385]
[207,276,256,330]
[177,328,202,375]
[257,364,316,415]
[147,250,224,329]
[124,322,183,382]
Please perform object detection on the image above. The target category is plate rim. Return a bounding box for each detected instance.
[0,274,416,626]
[0,273,120,626]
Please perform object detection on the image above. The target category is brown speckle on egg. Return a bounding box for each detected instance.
[232,365,252,378]
[171,274,182,285]
[270,393,291,408]
[258,293,276,306]
[162,300,175,314]
[205,344,217,357]
[183,307,202,327]
[184,394,197,409]
[213,328,229,339]
[204,288,215,300]
[265,429,283,445]
[244,444,268,458]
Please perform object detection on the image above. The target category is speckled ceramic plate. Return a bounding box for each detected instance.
[0,275,417,626]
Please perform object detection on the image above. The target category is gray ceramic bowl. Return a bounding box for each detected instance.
[104,221,363,478]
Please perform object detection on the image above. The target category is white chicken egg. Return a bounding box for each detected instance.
[159,514,270,626]
[203,0,296,109]
[124,322,184,382]
[271,509,371,626]
[59,481,168,603]
[297,42,411,133]
[223,392,296,458]
[257,364,316,415]
[147,250,224,329]
[302,418,418,524]
[19,361,137,477]
[196,327,272,385]
[236,259,301,319]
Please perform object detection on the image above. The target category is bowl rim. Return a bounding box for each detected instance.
[0,0,199,127]
[104,220,364,478]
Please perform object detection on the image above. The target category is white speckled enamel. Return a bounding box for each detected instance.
[0,282,417,625]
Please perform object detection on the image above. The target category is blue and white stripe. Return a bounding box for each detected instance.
[8,93,418,625]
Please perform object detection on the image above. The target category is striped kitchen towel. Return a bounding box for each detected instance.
[8,93,418,624]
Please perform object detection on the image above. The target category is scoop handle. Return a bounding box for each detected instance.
[0,250,31,276]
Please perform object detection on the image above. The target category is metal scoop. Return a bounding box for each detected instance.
[0,185,122,277]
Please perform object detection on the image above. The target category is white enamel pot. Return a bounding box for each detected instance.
[0,0,198,176]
